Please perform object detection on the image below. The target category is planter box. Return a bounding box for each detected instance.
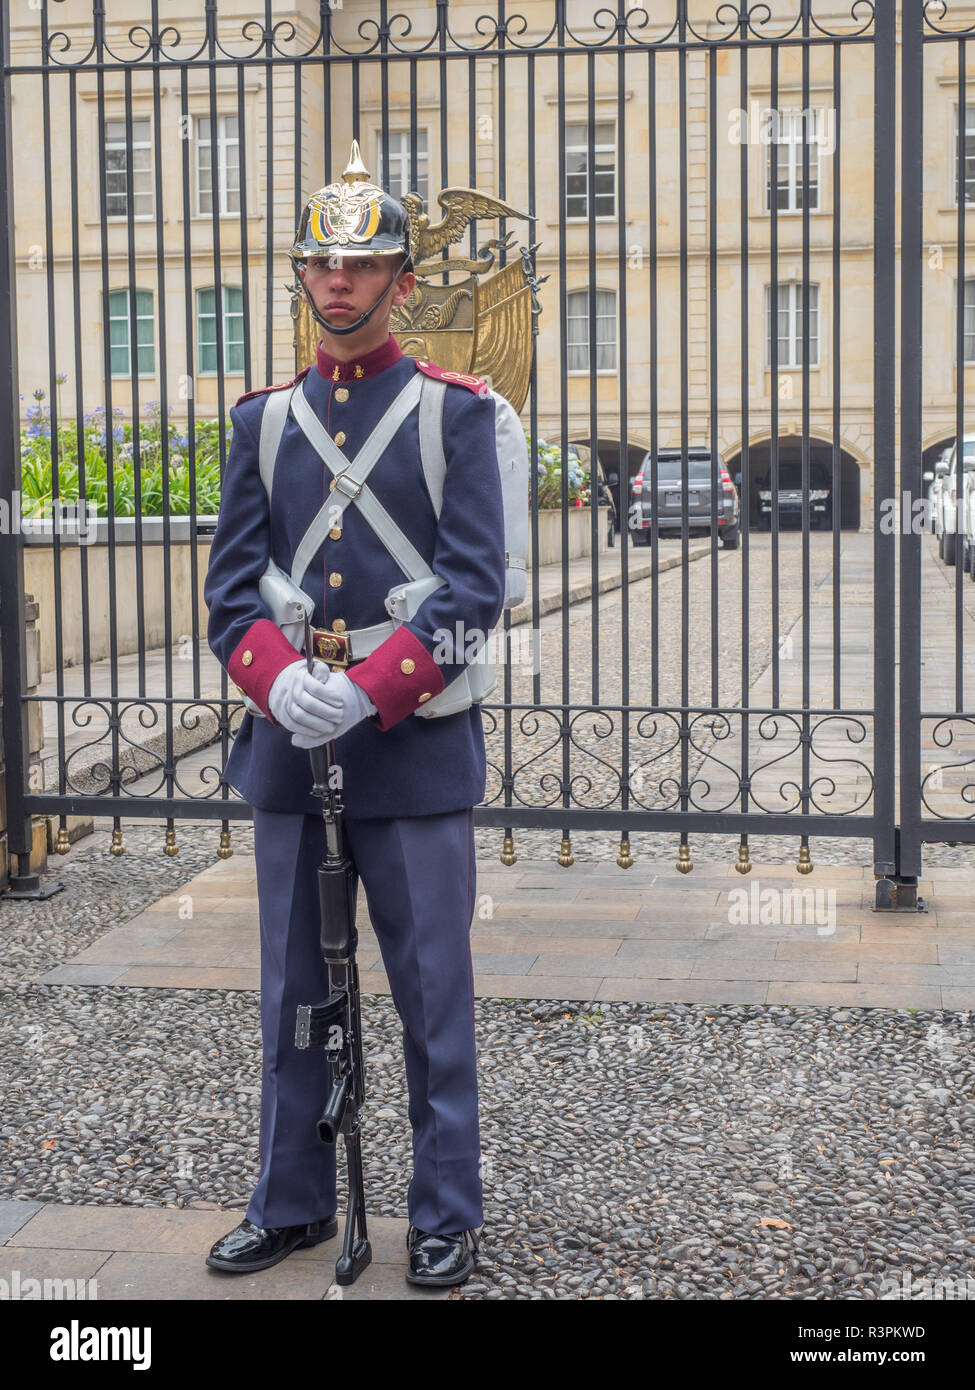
[24,517,218,676]
[528,505,611,567]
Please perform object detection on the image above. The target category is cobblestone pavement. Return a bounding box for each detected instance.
[2,819,973,1301]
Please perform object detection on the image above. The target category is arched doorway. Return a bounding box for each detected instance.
[568,438,646,534]
[725,437,863,531]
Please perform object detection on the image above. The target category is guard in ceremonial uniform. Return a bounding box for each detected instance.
[202,143,506,1287]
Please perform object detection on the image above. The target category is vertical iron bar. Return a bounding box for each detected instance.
[94,0,122,809]
[873,0,897,875]
[770,44,780,706]
[149,0,174,800]
[955,43,966,710]
[649,48,659,708]
[587,50,599,705]
[708,41,719,708]
[832,42,842,708]
[679,2,690,830]
[556,0,570,832]
[900,0,924,879]
[738,12,751,835]
[122,66,146,695]
[800,3,811,825]
[618,16,631,823]
[0,0,32,879]
[38,0,65,822]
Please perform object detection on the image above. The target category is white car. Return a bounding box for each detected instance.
[933,434,975,565]
[924,449,951,533]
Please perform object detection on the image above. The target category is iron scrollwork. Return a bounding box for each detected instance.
[481,704,875,816]
[39,0,878,69]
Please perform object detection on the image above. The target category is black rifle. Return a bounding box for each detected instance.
[294,611,371,1285]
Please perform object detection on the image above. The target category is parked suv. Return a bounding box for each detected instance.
[628,449,741,549]
[756,460,833,529]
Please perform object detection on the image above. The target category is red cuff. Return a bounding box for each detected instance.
[228,619,302,724]
[345,625,445,730]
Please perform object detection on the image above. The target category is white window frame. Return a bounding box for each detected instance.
[104,117,153,219]
[765,281,820,369]
[566,288,617,374]
[107,287,155,378]
[196,285,245,376]
[953,104,975,206]
[376,129,428,203]
[952,277,975,364]
[764,108,821,215]
[196,114,241,217]
[565,121,617,221]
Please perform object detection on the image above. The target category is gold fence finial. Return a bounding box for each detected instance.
[676,838,692,873]
[500,834,517,866]
[617,836,633,869]
[557,835,574,867]
[735,840,752,874]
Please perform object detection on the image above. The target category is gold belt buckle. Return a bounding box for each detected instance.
[312,628,350,668]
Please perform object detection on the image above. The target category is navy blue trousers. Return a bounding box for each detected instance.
[245,805,483,1235]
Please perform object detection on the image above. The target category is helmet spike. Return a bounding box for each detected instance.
[342,139,371,185]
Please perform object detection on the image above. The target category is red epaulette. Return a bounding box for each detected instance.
[414,359,489,395]
[235,365,312,407]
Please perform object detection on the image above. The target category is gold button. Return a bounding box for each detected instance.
[241,650,253,666]
[329,573,343,588]
[329,478,336,491]
[400,658,415,675]
[332,618,347,632]
[335,387,349,403]
[329,526,342,541]
[334,431,347,447]
[417,692,432,703]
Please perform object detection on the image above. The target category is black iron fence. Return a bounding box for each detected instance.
[0,1,968,904]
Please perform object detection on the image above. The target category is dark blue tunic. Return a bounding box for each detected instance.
[204,335,507,818]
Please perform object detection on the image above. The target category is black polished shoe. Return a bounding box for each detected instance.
[205,1215,338,1273]
[405,1224,480,1287]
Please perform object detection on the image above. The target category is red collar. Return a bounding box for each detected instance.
[315,334,404,382]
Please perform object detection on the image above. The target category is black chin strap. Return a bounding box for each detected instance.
[291,252,412,337]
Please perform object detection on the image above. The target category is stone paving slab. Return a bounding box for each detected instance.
[36,853,975,1009]
[0,1202,443,1301]
[0,1247,110,1286]
[764,982,945,1008]
[0,1199,43,1244]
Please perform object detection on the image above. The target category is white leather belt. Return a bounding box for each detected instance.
[310,619,396,667]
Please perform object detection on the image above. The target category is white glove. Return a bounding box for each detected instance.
[290,670,377,748]
[267,658,344,738]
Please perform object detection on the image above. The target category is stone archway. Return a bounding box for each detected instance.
[724,436,864,531]
[567,437,646,532]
